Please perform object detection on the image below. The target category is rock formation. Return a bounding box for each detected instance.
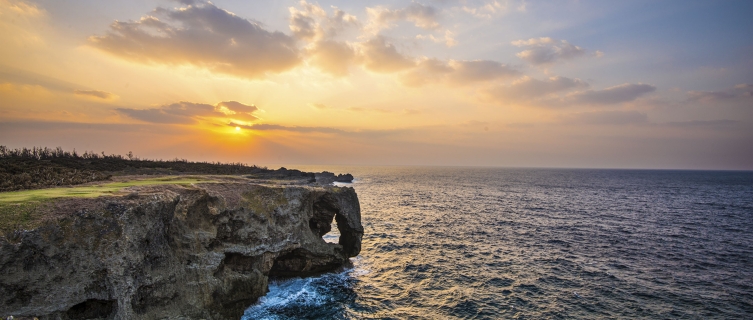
[0,178,363,319]
[314,172,354,184]
[314,171,336,185]
[334,174,354,183]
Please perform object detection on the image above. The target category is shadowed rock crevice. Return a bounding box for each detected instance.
[66,299,115,320]
[309,194,339,237]
[216,252,275,275]
[269,248,345,277]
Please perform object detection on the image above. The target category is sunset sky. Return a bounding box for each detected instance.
[1,0,751,169]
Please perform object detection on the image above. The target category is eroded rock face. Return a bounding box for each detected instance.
[0,182,363,320]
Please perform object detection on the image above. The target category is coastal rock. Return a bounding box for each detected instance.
[0,181,363,319]
[334,174,354,183]
[315,172,354,184]
[314,171,336,185]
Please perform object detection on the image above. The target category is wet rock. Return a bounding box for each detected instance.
[0,181,363,320]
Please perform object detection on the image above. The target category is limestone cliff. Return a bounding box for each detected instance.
[0,178,363,319]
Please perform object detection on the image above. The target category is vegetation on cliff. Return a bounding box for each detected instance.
[0,146,270,192]
[0,177,215,234]
[0,146,317,234]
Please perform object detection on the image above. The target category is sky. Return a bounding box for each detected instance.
[0,0,751,169]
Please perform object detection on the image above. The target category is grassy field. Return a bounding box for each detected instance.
[0,177,211,205]
[0,177,212,233]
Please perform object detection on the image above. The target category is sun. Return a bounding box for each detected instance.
[235,126,241,131]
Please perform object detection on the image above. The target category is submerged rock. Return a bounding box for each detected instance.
[0,179,363,319]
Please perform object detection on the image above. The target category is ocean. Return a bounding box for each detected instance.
[242,167,753,319]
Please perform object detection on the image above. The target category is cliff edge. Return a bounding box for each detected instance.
[0,177,363,319]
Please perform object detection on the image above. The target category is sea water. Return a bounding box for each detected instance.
[243,167,753,319]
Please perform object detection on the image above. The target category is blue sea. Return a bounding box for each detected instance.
[243,167,753,319]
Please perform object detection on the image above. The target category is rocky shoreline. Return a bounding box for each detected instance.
[0,174,362,319]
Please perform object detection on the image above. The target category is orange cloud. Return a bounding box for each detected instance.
[118,101,258,124]
[74,89,117,100]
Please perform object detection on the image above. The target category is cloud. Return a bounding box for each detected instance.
[287,2,360,76]
[459,120,491,131]
[323,6,360,36]
[217,101,257,113]
[118,101,258,124]
[687,84,753,103]
[366,3,441,33]
[289,7,319,41]
[416,29,457,47]
[398,58,453,87]
[303,31,511,80]
[89,2,299,79]
[560,110,649,125]
[230,122,408,138]
[664,120,738,128]
[347,107,421,114]
[288,1,358,42]
[1,0,43,16]
[512,37,588,65]
[399,58,518,87]
[0,0,46,48]
[456,0,526,18]
[347,107,391,113]
[307,40,356,76]
[566,83,656,105]
[0,67,79,93]
[448,60,520,83]
[482,76,589,103]
[236,123,343,134]
[359,36,415,73]
[306,104,420,115]
[73,89,117,100]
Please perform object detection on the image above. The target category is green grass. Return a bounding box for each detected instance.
[0,177,212,233]
[0,177,212,205]
[0,202,50,235]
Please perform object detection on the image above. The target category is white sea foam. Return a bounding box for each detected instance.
[242,264,362,320]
